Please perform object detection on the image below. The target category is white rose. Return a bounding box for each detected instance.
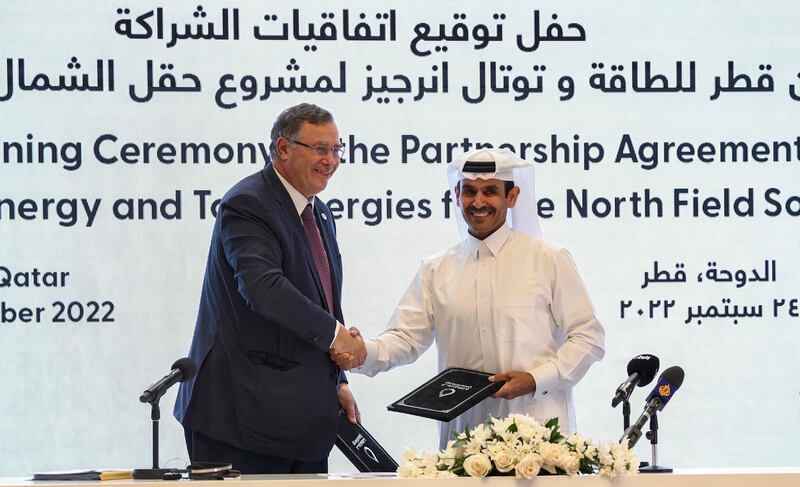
[515,453,543,479]
[492,447,517,473]
[463,453,492,478]
[538,442,563,469]
[561,452,581,474]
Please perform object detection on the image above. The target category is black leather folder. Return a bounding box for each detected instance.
[335,408,398,473]
[387,367,503,422]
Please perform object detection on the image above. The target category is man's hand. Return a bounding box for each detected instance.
[330,325,366,370]
[489,371,536,400]
[337,383,361,424]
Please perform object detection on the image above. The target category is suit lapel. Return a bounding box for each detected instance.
[263,164,303,228]
[262,165,327,307]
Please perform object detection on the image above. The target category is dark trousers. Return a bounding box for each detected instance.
[184,428,328,474]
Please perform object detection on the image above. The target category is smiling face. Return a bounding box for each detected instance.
[454,178,520,240]
[273,121,341,198]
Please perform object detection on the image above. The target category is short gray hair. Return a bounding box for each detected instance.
[269,103,334,159]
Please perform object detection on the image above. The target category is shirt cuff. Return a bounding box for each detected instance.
[529,362,559,399]
[329,321,342,348]
[354,339,379,373]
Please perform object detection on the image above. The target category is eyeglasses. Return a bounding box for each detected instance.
[284,136,345,158]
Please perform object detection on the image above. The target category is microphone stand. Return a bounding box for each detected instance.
[638,411,672,473]
[622,398,631,431]
[133,399,174,479]
[621,399,650,469]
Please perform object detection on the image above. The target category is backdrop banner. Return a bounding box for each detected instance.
[1,0,798,474]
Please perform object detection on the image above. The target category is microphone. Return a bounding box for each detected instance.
[620,365,684,447]
[611,354,660,407]
[139,357,197,404]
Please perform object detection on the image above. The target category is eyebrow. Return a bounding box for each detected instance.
[310,139,344,146]
[462,181,502,190]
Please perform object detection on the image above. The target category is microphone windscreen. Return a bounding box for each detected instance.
[626,354,660,386]
[660,365,685,389]
[172,357,198,382]
[645,365,685,409]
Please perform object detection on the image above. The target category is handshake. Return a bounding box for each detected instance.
[329,324,366,370]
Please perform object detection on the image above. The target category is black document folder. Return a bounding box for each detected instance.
[387,367,503,422]
[335,408,398,473]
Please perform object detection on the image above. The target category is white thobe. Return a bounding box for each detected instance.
[356,223,605,448]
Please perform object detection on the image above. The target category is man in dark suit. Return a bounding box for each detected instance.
[174,103,366,474]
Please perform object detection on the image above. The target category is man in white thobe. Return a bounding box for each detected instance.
[336,148,605,448]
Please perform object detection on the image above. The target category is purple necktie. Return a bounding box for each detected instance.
[301,204,334,315]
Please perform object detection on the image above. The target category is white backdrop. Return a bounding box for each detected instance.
[0,0,798,475]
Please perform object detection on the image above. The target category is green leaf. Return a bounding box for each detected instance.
[579,458,594,474]
[544,417,564,442]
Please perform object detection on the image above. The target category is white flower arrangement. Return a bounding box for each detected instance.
[398,414,638,479]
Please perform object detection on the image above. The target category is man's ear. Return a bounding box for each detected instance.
[453,183,461,200]
[507,186,521,208]
[275,136,290,160]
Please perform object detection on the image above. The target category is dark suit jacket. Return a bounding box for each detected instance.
[174,163,346,462]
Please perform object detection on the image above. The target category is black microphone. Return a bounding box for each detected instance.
[620,365,685,447]
[611,354,660,407]
[139,357,197,404]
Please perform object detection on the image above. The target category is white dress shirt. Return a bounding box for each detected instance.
[356,223,605,447]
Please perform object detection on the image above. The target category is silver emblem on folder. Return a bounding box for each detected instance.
[364,447,378,463]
